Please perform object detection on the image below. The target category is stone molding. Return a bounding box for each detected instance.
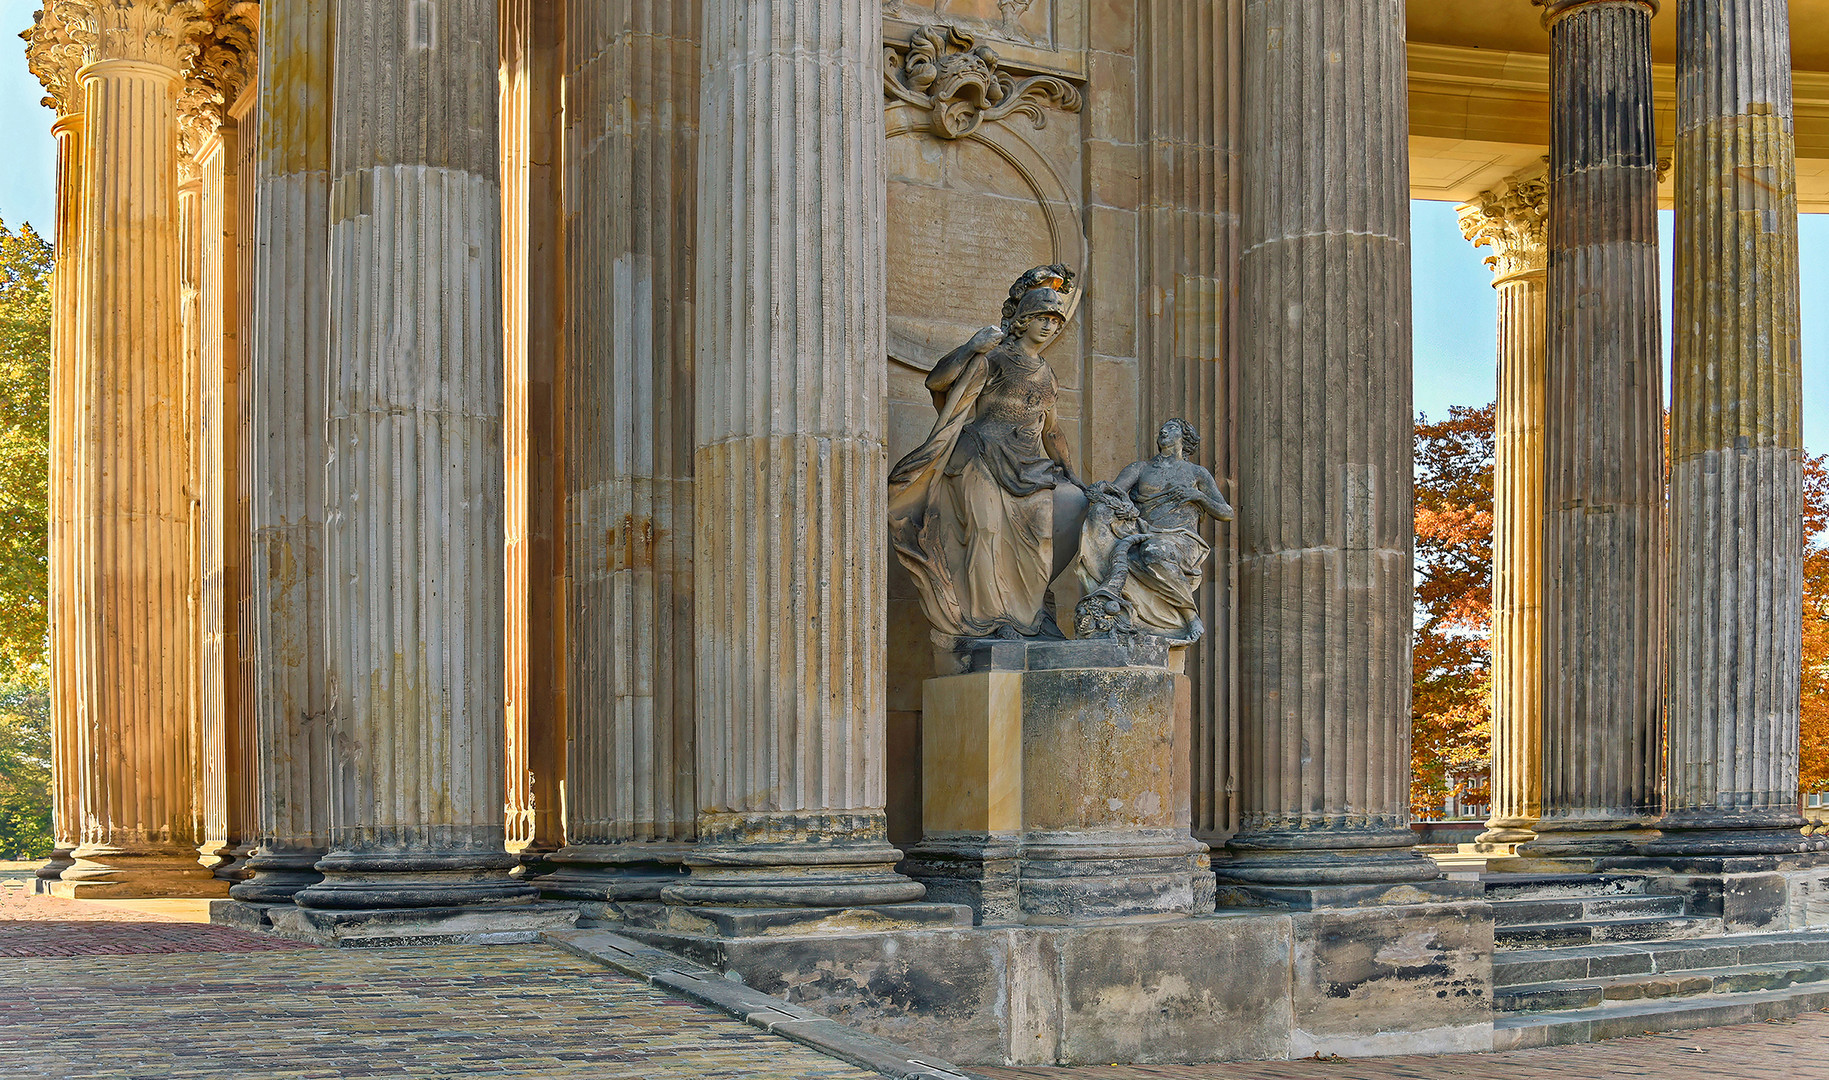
[1535,0,1658,27]
[884,24,1081,139]
[1457,171,1550,284]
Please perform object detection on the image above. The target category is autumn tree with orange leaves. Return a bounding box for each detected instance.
[1411,403,1829,811]
[1412,404,1495,818]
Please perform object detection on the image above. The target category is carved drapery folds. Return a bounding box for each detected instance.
[884,24,1080,139]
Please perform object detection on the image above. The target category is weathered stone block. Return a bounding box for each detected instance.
[1287,902,1494,1058]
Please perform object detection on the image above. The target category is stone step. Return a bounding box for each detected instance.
[1496,959,1829,1013]
[1480,872,1653,902]
[1496,915,1724,951]
[1494,929,1829,986]
[1490,892,1687,927]
[1493,982,1829,1050]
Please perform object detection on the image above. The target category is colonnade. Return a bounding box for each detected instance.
[1460,0,1810,857]
[23,0,1815,919]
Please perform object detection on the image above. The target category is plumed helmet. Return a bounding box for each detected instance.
[1011,286,1069,326]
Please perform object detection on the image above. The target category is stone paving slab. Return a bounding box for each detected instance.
[1,889,883,1079]
[974,1011,1829,1078]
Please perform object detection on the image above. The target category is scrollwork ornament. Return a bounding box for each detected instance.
[884,24,1082,140]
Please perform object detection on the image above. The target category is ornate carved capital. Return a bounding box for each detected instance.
[63,0,212,73]
[23,6,86,116]
[1457,173,1550,283]
[884,24,1081,140]
[177,1,258,164]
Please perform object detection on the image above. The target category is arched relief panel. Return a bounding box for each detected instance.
[879,23,1089,847]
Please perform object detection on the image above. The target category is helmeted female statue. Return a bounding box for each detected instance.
[889,266,1088,649]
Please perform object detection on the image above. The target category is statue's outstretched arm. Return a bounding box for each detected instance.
[1111,460,1145,499]
[1195,468,1234,522]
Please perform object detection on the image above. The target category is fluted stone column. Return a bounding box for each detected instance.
[1458,174,1550,851]
[1221,0,1438,889]
[291,0,536,913]
[232,0,332,905]
[28,9,86,883]
[1661,0,1810,854]
[498,0,567,871]
[1522,0,1667,858]
[668,0,922,908]
[1140,0,1243,848]
[56,0,223,897]
[541,0,703,901]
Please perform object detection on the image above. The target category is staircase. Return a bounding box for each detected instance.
[1487,872,1829,1049]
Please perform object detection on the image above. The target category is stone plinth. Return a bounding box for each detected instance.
[904,639,1212,923]
[264,902,580,948]
[602,903,1493,1065]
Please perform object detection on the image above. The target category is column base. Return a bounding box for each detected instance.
[1474,819,1538,849]
[52,847,232,898]
[904,830,1214,924]
[1513,818,1661,863]
[268,900,579,947]
[229,849,325,904]
[293,849,540,910]
[205,842,256,882]
[539,841,694,901]
[662,838,927,908]
[1646,810,1818,856]
[1218,829,1444,896]
[35,847,74,881]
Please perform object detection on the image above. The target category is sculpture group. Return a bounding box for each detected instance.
[889,266,1233,666]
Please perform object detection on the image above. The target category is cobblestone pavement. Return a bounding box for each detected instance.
[976,1011,1829,1079]
[1,890,877,1080]
[9,886,1829,1079]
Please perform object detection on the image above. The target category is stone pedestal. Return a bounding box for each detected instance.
[905,639,1211,923]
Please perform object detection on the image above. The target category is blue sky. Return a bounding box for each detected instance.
[2,0,1824,454]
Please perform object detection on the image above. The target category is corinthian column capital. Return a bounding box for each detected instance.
[64,0,211,73]
[1457,173,1550,284]
[177,2,259,166]
[24,6,87,116]
[1535,0,1658,26]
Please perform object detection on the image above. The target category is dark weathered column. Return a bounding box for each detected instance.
[292,0,537,915]
[670,0,921,907]
[541,0,703,902]
[232,0,333,905]
[1522,0,1666,858]
[1661,0,1810,854]
[1221,0,1438,888]
[1458,174,1550,851]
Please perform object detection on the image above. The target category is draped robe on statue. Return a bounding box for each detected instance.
[889,333,1073,640]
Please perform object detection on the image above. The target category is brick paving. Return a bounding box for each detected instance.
[0,889,878,1080]
[976,1012,1829,1079]
[7,885,1829,1079]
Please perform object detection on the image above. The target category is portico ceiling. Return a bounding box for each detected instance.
[1408,1,1829,210]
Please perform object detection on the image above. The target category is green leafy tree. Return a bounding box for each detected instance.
[0,219,52,858]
